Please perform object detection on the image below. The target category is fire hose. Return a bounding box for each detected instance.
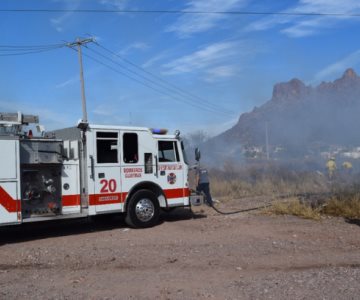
[209,202,273,215]
[202,191,332,215]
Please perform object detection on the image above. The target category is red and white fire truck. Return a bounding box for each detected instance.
[0,112,202,228]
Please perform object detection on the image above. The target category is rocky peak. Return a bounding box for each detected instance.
[332,68,360,89]
[272,78,307,101]
[204,68,360,162]
[342,68,357,79]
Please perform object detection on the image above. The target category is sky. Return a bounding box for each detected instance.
[1,0,360,135]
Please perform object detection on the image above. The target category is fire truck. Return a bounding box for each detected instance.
[0,112,202,228]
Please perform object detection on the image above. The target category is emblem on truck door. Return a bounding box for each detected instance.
[167,173,176,184]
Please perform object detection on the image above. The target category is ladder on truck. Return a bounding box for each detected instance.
[0,112,39,125]
[0,112,39,135]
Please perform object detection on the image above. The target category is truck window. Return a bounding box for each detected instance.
[123,133,138,163]
[96,132,118,163]
[144,153,153,173]
[158,141,180,162]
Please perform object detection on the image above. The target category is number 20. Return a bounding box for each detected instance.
[100,179,117,193]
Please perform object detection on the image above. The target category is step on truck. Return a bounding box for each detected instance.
[0,112,202,228]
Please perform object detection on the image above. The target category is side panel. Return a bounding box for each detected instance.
[62,140,81,214]
[87,130,123,215]
[157,139,189,207]
[121,130,159,203]
[121,134,189,208]
[0,140,17,179]
[0,139,20,225]
[61,162,81,214]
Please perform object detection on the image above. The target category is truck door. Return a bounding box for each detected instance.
[157,140,186,207]
[88,130,122,213]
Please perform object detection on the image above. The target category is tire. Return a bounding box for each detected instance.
[125,189,160,228]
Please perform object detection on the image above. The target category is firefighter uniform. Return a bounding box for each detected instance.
[196,167,213,206]
[342,161,352,179]
[342,161,353,173]
[326,157,336,179]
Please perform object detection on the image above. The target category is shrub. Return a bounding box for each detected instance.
[322,194,360,219]
[265,192,360,220]
[266,198,322,220]
[208,163,329,200]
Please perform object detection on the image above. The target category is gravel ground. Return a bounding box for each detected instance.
[0,198,359,299]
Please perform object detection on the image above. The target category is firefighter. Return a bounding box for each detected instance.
[326,157,337,179]
[196,166,214,207]
[342,161,353,174]
[341,160,353,182]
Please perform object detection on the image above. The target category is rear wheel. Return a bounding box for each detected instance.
[125,190,160,228]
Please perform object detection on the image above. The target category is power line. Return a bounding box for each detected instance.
[0,45,65,56]
[0,50,58,56]
[0,43,65,49]
[0,41,236,115]
[86,45,233,115]
[0,43,66,55]
[94,43,234,115]
[80,50,228,115]
[82,50,224,114]
[1,9,360,17]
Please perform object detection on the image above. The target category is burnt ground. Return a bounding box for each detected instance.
[0,197,359,299]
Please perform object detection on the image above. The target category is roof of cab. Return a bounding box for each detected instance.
[89,124,177,139]
[89,124,150,132]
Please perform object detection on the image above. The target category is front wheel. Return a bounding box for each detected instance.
[125,190,160,228]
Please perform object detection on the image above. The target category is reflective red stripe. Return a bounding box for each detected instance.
[89,193,124,205]
[0,186,20,213]
[62,195,81,206]
[0,187,190,213]
[183,188,190,197]
[164,188,190,199]
[87,188,189,206]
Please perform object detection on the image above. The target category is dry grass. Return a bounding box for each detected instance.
[209,164,329,201]
[265,198,322,220]
[322,194,360,219]
[264,192,360,220]
[204,162,360,220]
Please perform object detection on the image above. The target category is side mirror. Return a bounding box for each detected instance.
[195,147,201,161]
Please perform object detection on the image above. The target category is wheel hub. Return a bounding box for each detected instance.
[135,198,155,222]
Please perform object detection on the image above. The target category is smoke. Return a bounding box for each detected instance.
[190,69,360,172]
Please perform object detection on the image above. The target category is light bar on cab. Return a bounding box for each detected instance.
[151,128,168,135]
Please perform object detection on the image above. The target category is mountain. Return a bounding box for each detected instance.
[202,68,360,162]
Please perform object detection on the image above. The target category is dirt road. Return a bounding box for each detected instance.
[0,199,359,299]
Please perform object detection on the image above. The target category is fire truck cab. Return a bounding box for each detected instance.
[0,113,200,228]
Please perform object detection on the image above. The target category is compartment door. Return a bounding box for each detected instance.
[89,130,122,213]
[157,140,186,207]
[0,139,20,224]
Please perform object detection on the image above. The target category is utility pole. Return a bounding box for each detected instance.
[265,121,270,160]
[67,37,94,209]
[67,37,94,124]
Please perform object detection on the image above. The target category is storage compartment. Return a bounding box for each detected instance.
[19,139,64,218]
[20,140,63,164]
[21,165,62,217]
[0,139,18,179]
